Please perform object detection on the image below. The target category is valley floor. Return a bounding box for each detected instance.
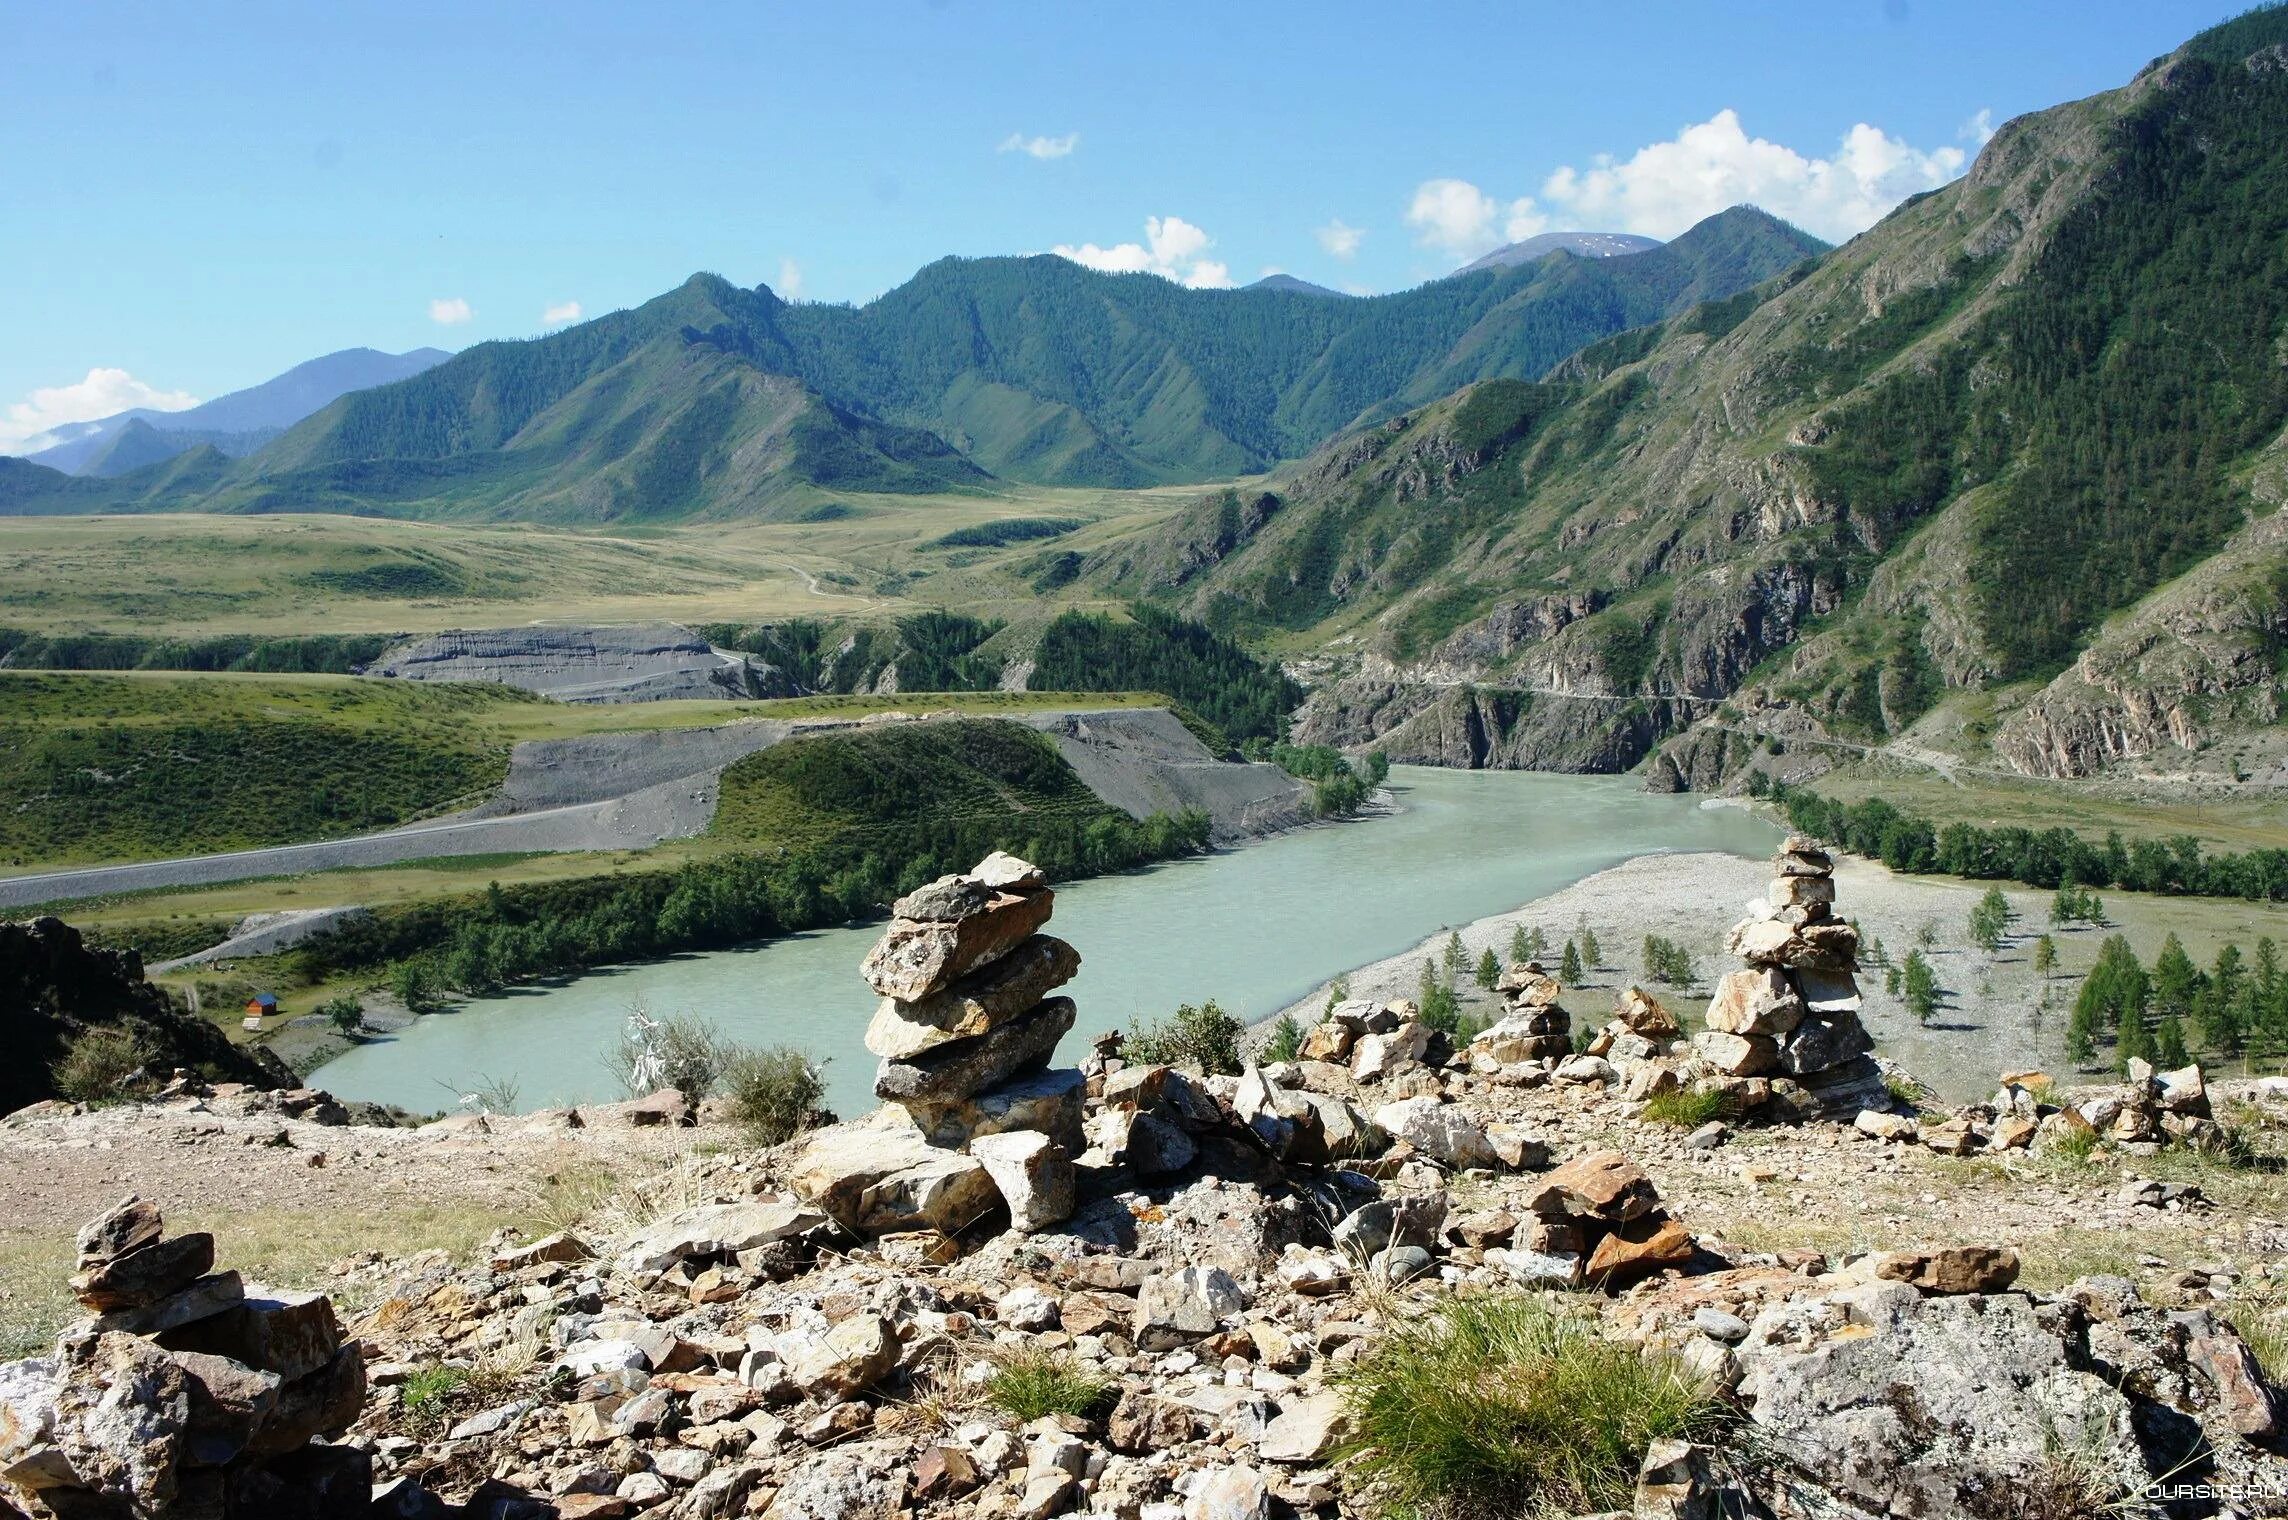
[1273,841,2288,1102]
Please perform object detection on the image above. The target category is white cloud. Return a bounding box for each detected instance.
[542,300,582,326]
[999,131,1078,160]
[1051,215,1232,288]
[1315,218,1365,260]
[1,367,199,453]
[1404,178,1545,261]
[1407,109,1977,266]
[429,297,473,325]
[1961,108,1996,146]
[776,258,804,300]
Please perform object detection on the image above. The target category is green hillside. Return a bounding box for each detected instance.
[0,209,1822,522]
[1089,7,2288,785]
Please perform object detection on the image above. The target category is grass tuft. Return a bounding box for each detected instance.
[1335,1294,1731,1518]
[983,1347,1116,1422]
[1639,1086,1730,1129]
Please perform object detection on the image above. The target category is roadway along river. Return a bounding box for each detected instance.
[310,767,1782,1118]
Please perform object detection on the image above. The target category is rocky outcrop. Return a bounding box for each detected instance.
[2,918,292,1117]
[0,1197,366,1517]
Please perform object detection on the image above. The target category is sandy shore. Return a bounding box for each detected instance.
[1261,848,2214,1102]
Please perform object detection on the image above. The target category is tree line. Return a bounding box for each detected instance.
[1761,780,2288,903]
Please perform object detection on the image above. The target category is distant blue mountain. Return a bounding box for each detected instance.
[1247,273,1351,298]
[22,347,452,474]
[1456,231,1664,275]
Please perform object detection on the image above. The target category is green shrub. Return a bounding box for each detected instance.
[51,1028,148,1104]
[1124,1000,1244,1075]
[317,995,365,1034]
[1639,1087,1729,1129]
[606,1010,734,1098]
[983,1349,1115,1422]
[1264,1014,1305,1064]
[721,1045,827,1145]
[1337,1296,1730,1518]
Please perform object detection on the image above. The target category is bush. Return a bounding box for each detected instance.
[317,995,365,1034]
[606,1009,734,1098]
[1337,1295,1730,1518]
[983,1348,1116,1422]
[721,1045,827,1145]
[1124,1000,1244,1075]
[1639,1087,1729,1129]
[51,1028,149,1104]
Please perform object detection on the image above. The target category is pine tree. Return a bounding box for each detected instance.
[1969,887,2011,953]
[2150,933,2201,1020]
[1418,959,1460,1034]
[2033,935,2058,976]
[2116,999,2154,1072]
[1580,925,1602,968]
[1441,931,1465,987]
[1266,1014,1304,1064]
[1508,924,1531,964]
[2154,1013,2189,1070]
[1475,948,1500,991]
[1901,950,1940,1024]
[1559,939,1582,985]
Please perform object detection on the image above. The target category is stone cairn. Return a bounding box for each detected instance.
[789,852,1087,1239]
[1465,959,1574,1065]
[1692,836,1888,1118]
[0,1196,366,1519]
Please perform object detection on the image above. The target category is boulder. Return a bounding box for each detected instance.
[969,1131,1076,1233]
[787,1110,999,1235]
[1468,1016,1571,1066]
[1585,1216,1695,1286]
[76,1196,164,1266]
[1090,1108,1197,1176]
[1134,1268,1243,1348]
[1350,1021,1433,1081]
[1693,1030,1779,1077]
[861,888,1056,1001]
[1777,1012,1874,1076]
[903,1067,1087,1154]
[1866,1246,2021,1296]
[873,996,1075,1105]
[1525,1151,1660,1225]
[155,1287,341,1383]
[863,935,1082,1059]
[778,1316,898,1400]
[1616,986,1680,1038]
[615,1202,826,1274]
[1701,968,1804,1037]
[1795,967,1863,1016]
[1296,1021,1355,1063]
[1185,1465,1271,1520]
[1258,1393,1351,1464]
[1370,1096,1498,1170]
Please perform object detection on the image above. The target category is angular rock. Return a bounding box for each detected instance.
[1186,1464,1271,1520]
[1693,1030,1779,1077]
[1868,1246,2021,1296]
[1259,1393,1352,1464]
[902,1067,1087,1154]
[779,1315,898,1399]
[166,1349,280,1468]
[1370,1096,1498,1170]
[70,1232,215,1312]
[1350,1021,1433,1081]
[970,1131,1076,1233]
[617,1201,825,1273]
[1134,1267,1242,1348]
[1586,1216,1694,1286]
[1795,967,1863,1016]
[862,889,1055,1000]
[971,851,1047,892]
[864,935,1081,1059]
[156,1286,341,1383]
[1526,1151,1660,1224]
[874,996,1075,1105]
[1107,1394,1201,1454]
[1296,1021,1355,1063]
[1702,968,1805,1037]
[1778,1012,1874,1076]
[76,1196,164,1266]
[1090,1108,1197,1176]
[1616,986,1681,1038]
[788,1109,999,1235]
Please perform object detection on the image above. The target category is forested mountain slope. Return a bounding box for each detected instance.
[1089,7,2288,787]
[0,210,1821,522]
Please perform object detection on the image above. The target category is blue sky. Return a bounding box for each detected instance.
[0,0,2241,449]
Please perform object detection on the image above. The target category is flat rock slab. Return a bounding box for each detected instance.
[874,996,1075,1105]
[788,1109,1000,1236]
[862,889,1055,1001]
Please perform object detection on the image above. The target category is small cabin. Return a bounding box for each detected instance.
[242,993,279,1032]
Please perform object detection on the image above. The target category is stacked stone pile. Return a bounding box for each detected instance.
[0,1196,366,1518]
[789,853,1086,1239]
[1693,838,1887,1118]
[1463,960,1573,1067]
[1857,1058,2221,1158]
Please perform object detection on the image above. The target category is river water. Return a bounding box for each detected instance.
[311,767,1781,1118]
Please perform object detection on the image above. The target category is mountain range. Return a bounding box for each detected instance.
[21,347,451,477]
[1082,6,2288,787]
[0,210,1822,520]
[1456,230,1665,274]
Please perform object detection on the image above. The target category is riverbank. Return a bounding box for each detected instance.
[1269,842,2288,1102]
